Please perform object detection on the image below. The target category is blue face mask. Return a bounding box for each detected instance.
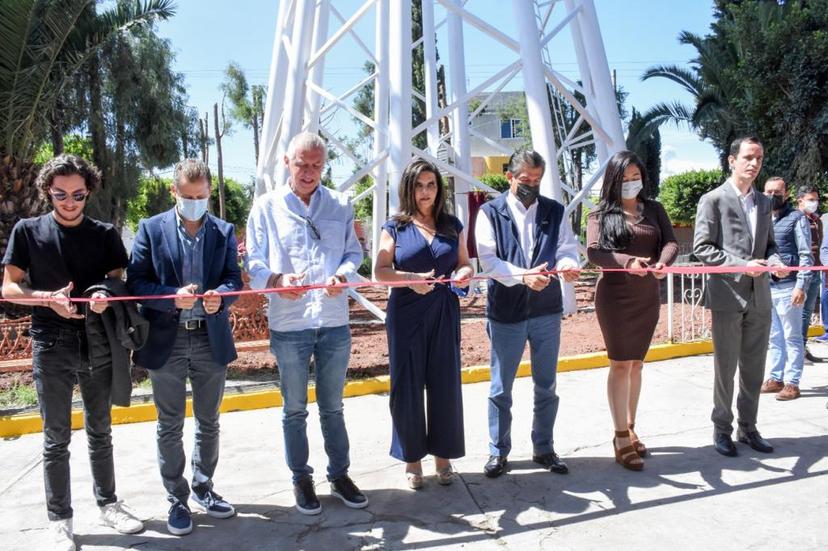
[177,196,208,221]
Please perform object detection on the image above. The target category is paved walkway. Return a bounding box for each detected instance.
[1,348,827,550]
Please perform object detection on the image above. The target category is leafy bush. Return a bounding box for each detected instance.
[358,256,372,277]
[658,169,723,225]
[477,172,509,193]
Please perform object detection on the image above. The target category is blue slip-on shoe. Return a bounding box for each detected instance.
[166,501,193,536]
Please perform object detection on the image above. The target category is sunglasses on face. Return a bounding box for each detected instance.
[49,190,89,202]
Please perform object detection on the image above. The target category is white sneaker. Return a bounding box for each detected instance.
[99,501,144,534]
[50,518,76,551]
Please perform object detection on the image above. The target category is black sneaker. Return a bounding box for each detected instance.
[166,501,193,536]
[294,477,322,515]
[330,476,368,509]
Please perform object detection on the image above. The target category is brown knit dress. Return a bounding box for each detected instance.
[586,201,679,361]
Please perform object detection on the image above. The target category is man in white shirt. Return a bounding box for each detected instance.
[474,150,580,478]
[245,132,366,515]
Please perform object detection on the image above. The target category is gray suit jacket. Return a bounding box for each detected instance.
[693,179,778,312]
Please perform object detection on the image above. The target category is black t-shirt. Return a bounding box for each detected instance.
[2,214,129,330]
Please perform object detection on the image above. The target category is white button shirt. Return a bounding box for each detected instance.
[730,179,757,243]
[474,191,580,286]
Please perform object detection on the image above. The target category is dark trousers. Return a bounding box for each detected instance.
[387,289,465,463]
[148,326,226,504]
[710,307,771,435]
[32,327,117,520]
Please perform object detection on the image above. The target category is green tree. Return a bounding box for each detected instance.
[221,62,265,164]
[658,168,723,225]
[125,175,252,231]
[212,176,253,229]
[0,0,175,258]
[641,0,828,185]
[626,107,662,198]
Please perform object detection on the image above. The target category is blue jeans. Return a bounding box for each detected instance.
[269,325,351,483]
[822,271,828,331]
[801,274,820,343]
[768,286,804,385]
[148,327,227,504]
[487,313,562,457]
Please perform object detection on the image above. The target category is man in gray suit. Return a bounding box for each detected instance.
[693,136,788,457]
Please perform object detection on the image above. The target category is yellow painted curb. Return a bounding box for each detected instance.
[2,325,824,438]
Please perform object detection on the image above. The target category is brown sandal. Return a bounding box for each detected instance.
[614,430,643,471]
[629,423,648,457]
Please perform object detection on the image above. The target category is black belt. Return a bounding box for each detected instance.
[181,319,206,330]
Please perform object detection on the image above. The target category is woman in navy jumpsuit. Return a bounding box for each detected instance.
[374,158,474,489]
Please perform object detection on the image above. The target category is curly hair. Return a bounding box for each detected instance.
[36,154,101,200]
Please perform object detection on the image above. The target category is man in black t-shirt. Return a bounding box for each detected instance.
[1,155,143,551]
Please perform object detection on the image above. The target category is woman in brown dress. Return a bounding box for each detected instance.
[586,151,678,471]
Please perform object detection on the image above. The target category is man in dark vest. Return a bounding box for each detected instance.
[474,150,581,478]
[760,177,813,401]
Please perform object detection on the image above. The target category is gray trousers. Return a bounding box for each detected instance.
[710,306,771,435]
[148,326,226,504]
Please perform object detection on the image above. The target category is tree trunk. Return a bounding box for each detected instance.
[86,54,109,188]
[252,114,260,165]
[213,103,226,219]
[49,102,64,156]
[0,153,45,317]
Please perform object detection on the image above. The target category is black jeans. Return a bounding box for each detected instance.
[31,327,117,520]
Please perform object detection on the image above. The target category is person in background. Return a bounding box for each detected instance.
[759,177,812,402]
[586,150,678,471]
[2,155,143,551]
[796,184,823,363]
[474,149,581,479]
[374,158,474,489]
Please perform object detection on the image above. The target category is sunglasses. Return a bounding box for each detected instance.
[303,216,321,240]
[49,190,89,202]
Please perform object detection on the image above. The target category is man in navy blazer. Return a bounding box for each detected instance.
[127,159,242,536]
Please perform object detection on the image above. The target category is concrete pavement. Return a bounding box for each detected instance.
[1,348,827,550]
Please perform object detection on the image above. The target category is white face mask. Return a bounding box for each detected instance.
[621,179,643,199]
[803,200,818,214]
[177,196,209,221]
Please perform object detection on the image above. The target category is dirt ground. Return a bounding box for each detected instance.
[0,281,696,393]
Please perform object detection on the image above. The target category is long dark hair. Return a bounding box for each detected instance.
[596,150,647,250]
[392,158,457,237]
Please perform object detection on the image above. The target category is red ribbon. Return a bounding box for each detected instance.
[2,263,824,304]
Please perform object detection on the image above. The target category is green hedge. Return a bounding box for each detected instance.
[658,168,723,225]
[477,172,509,193]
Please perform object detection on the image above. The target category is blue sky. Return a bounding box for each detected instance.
[156,0,720,186]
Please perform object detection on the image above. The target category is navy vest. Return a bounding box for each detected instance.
[480,193,565,323]
[772,204,805,285]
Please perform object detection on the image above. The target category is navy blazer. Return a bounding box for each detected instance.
[127,209,243,370]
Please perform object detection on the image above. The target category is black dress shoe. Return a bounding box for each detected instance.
[737,428,774,453]
[714,433,738,457]
[532,452,569,474]
[483,455,508,478]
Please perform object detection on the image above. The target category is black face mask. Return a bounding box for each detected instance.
[515,183,540,207]
[770,194,786,210]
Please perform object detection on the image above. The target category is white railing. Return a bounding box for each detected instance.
[666,265,710,343]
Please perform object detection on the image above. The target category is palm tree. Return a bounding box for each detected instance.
[0,0,175,257]
[639,30,741,171]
